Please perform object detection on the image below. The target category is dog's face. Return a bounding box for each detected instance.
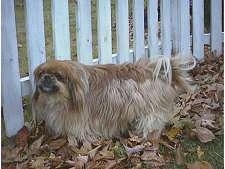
[33,60,89,113]
[34,61,67,94]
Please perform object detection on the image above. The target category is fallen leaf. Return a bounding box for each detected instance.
[200,112,215,121]
[208,102,220,110]
[105,158,126,169]
[2,163,16,169]
[187,161,213,169]
[88,145,102,159]
[66,155,88,169]
[99,150,114,159]
[175,144,184,165]
[141,151,159,161]
[123,144,144,156]
[104,160,117,169]
[16,160,29,169]
[2,147,23,162]
[165,127,181,141]
[48,138,67,150]
[201,119,217,129]
[159,140,176,150]
[29,135,45,153]
[82,141,92,151]
[15,126,30,148]
[141,151,165,167]
[192,98,211,105]
[196,146,204,159]
[77,141,93,155]
[192,127,215,143]
[49,152,56,159]
[30,157,47,169]
[180,104,192,116]
[128,131,143,144]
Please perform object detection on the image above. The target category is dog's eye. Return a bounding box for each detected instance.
[54,73,64,81]
[38,70,44,78]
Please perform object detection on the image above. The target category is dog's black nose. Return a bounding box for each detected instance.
[43,74,52,82]
[39,74,58,93]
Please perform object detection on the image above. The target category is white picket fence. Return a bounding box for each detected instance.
[2,0,223,137]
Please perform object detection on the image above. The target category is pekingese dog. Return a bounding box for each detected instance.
[32,56,195,144]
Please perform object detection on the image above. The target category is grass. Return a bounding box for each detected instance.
[160,136,224,169]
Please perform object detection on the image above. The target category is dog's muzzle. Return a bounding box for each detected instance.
[38,74,59,93]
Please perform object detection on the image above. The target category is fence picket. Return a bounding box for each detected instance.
[179,0,191,56]
[97,0,112,64]
[210,0,222,55]
[76,0,93,64]
[147,0,159,58]
[133,0,145,61]
[116,0,130,63]
[160,0,172,56]
[25,0,46,88]
[192,0,204,59]
[52,0,71,60]
[171,0,179,54]
[2,0,24,137]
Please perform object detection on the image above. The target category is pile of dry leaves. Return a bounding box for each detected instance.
[2,52,223,169]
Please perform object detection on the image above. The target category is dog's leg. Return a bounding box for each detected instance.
[133,113,168,140]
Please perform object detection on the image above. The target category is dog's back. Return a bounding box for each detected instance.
[84,56,195,139]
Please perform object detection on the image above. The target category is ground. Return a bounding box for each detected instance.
[2,1,224,169]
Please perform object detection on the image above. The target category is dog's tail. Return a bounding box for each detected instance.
[152,55,196,92]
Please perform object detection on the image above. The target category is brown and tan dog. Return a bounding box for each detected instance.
[32,56,195,144]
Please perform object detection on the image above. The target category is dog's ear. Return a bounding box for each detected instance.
[66,65,89,113]
[32,66,42,101]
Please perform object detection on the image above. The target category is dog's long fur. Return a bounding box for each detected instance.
[32,56,194,144]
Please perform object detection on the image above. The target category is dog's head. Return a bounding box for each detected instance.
[33,60,89,112]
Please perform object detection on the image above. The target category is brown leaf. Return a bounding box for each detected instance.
[180,104,192,116]
[128,131,143,144]
[192,98,211,105]
[76,141,93,155]
[48,138,67,150]
[209,102,220,110]
[187,161,213,169]
[175,144,184,165]
[104,158,126,169]
[15,160,29,169]
[30,157,47,169]
[82,141,92,151]
[99,150,114,159]
[2,163,16,169]
[141,151,165,167]
[194,112,216,129]
[216,83,224,91]
[88,145,102,159]
[66,155,88,169]
[199,111,215,121]
[196,146,204,159]
[165,127,181,141]
[29,135,45,152]
[192,127,215,143]
[2,147,23,162]
[104,160,117,169]
[124,144,144,156]
[200,119,216,129]
[141,151,158,161]
[15,126,30,148]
